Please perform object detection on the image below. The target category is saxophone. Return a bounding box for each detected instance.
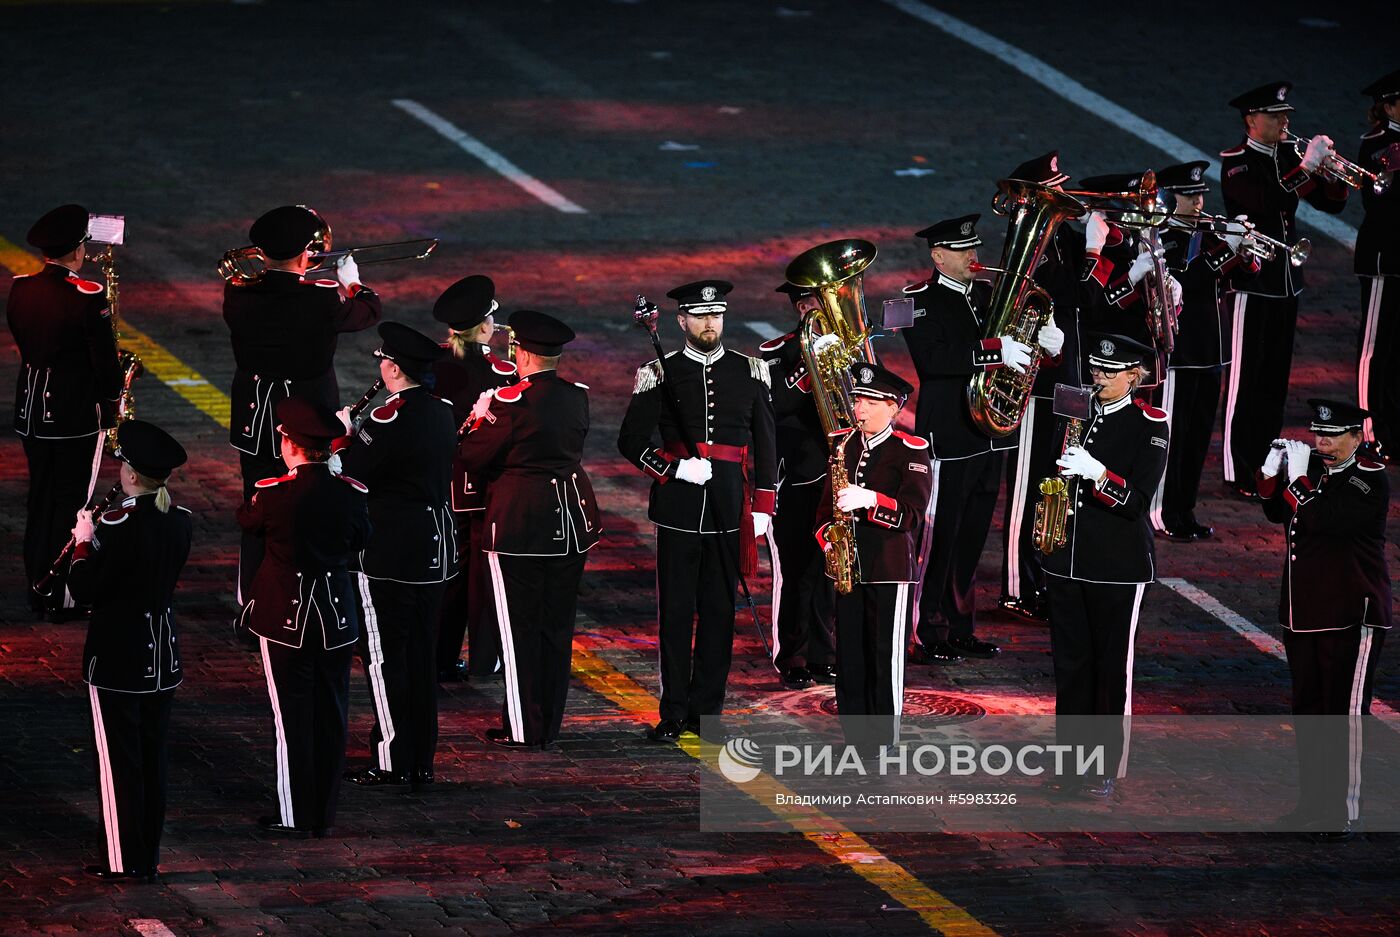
[1032,385,1098,554]
[824,429,858,594]
[92,244,143,454]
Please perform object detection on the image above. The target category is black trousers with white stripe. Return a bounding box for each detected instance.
[435,512,500,676]
[1150,367,1222,531]
[1047,576,1147,779]
[835,583,911,748]
[355,575,447,774]
[1001,397,1057,603]
[1358,275,1400,455]
[488,551,588,743]
[1283,626,1387,824]
[916,450,1002,645]
[655,527,739,724]
[1222,292,1298,486]
[767,479,835,671]
[87,685,174,874]
[22,432,103,607]
[260,637,353,831]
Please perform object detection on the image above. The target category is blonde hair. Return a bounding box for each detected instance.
[132,468,172,513]
[446,323,490,359]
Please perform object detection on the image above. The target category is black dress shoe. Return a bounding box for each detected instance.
[998,596,1047,624]
[1186,516,1215,540]
[257,815,313,837]
[646,719,684,743]
[1310,819,1359,843]
[780,666,814,689]
[1081,777,1115,798]
[84,864,155,882]
[343,766,409,786]
[1228,483,1257,500]
[948,635,1000,659]
[485,727,537,749]
[1154,524,1196,542]
[909,641,964,665]
[808,663,837,684]
[410,768,435,789]
[437,659,469,683]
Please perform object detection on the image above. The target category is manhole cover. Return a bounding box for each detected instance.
[779,689,986,723]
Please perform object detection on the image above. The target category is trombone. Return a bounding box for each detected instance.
[1062,170,1174,230]
[217,238,439,284]
[1282,131,1392,195]
[1168,211,1311,268]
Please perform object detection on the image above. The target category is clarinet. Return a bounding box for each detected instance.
[33,482,125,598]
[347,378,385,425]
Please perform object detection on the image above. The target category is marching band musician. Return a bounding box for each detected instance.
[1219,82,1349,496]
[813,364,932,749]
[1257,400,1390,841]
[429,275,517,683]
[459,311,600,750]
[68,421,191,882]
[9,204,123,616]
[1356,69,1400,462]
[1148,161,1261,541]
[758,283,837,690]
[998,153,1083,625]
[236,397,371,837]
[902,214,1061,664]
[617,280,777,744]
[1043,333,1168,798]
[339,323,457,790]
[223,205,381,603]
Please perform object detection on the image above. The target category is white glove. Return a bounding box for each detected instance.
[836,485,879,513]
[335,406,353,433]
[469,389,494,425]
[72,508,95,544]
[998,337,1032,374]
[1056,445,1107,483]
[1262,442,1285,478]
[1128,252,1155,285]
[1301,134,1334,173]
[327,452,343,475]
[1085,212,1111,253]
[335,254,361,288]
[752,512,771,537]
[675,457,713,485]
[1167,274,1183,311]
[1285,439,1312,483]
[1036,318,1065,357]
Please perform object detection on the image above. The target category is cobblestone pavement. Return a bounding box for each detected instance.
[2,1,1397,934]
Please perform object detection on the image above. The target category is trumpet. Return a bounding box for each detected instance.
[1062,170,1173,230]
[1168,211,1311,268]
[1282,131,1392,195]
[502,324,517,362]
[217,238,439,284]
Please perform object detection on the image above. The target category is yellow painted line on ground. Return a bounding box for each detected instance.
[0,238,232,430]
[570,642,998,936]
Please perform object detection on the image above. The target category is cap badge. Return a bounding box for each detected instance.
[1191,167,1202,181]
[1050,155,1059,172]
[1318,405,1332,421]
[700,286,718,302]
[1100,339,1115,356]
[1276,86,1287,101]
[960,221,973,236]
[859,366,874,384]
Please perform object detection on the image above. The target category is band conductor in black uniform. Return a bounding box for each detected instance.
[339,323,457,789]
[1218,82,1349,493]
[1355,69,1400,461]
[9,204,122,614]
[237,397,371,836]
[1257,400,1391,840]
[758,283,837,689]
[430,275,516,683]
[459,310,600,749]
[68,421,191,881]
[617,280,777,743]
[814,364,932,750]
[1043,334,1168,798]
[223,205,381,602]
[1148,161,1260,540]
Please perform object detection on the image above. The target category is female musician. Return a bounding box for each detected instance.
[428,275,517,683]
[1041,334,1168,797]
[1355,69,1400,461]
[68,420,192,881]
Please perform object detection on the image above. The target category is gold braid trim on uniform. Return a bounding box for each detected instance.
[633,360,664,395]
[747,355,771,389]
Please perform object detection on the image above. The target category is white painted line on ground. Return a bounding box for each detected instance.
[1161,577,1398,720]
[747,321,783,341]
[392,99,588,215]
[881,0,1358,251]
[129,921,178,937]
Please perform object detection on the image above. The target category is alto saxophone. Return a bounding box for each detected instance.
[1032,415,1084,555]
[92,244,143,454]
[825,429,859,594]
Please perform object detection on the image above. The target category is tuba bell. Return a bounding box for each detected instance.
[967,180,1085,437]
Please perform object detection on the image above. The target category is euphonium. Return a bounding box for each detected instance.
[89,244,143,454]
[969,180,1086,437]
[824,428,858,594]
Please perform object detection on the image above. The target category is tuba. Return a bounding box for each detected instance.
[968,180,1085,437]
[89,244,143,454]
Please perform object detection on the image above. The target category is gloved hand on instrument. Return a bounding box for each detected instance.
[1056,445,1107,483]
[997,337,1033,374]
[72,508,95,544]
[335,254,362,289]
[1036,316,1065,357]
[836,485,878,513]
[1128,251,1156,285]
[1285,439,1312,483]
[1085,211,1111,254]
[1301,134,1334,173]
